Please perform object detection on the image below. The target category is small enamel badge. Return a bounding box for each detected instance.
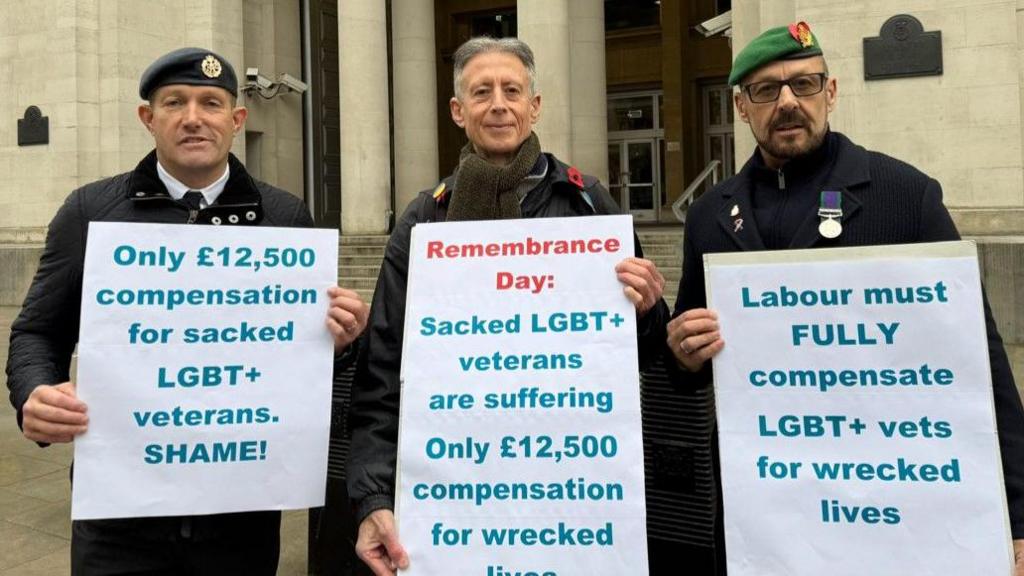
[788,22,814,48]
[432,182,447,203]
[201,55,223,78]
[730,204,739,217]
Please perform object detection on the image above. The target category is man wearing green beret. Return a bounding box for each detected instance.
[664,21,1024,574]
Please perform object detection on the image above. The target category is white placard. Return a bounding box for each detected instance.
[72,222,338,520]
[706,241,1013,575]
[396,215,649,576]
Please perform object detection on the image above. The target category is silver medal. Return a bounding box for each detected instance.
[819,217,842,239]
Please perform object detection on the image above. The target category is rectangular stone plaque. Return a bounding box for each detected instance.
[864,15,942,81]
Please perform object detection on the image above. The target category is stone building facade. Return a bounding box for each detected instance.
[2,0,1023,375]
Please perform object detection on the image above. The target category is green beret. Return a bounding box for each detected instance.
[729,22,823,86]
[139,47,238,100]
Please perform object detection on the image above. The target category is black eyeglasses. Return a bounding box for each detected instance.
[742,73,828,103]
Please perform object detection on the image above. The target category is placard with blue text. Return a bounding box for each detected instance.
[72,222,338,519]
[707,241,1012,574]
[397,215,649,576]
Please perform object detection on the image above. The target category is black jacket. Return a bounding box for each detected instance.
[675,131,1024,538]
[347,153,670,522]
[6,150,313,541]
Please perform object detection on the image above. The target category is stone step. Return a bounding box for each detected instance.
[343,277,380,291]
[338,255,385,267]
[340,235,390,246]
[341,244,386,257]
[339,264,383,278]
[635,243,680,256]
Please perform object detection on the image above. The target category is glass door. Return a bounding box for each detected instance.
[607,91,663,222]
[608,140,657,222]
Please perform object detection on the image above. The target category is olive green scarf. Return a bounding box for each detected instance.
[446,132,542,221]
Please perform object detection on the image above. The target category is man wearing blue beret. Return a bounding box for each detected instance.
[6,47,368,574]
[665,22,1024,574]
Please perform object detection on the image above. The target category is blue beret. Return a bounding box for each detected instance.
[139,47,238,100]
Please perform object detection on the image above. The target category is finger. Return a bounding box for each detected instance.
[381,532,410,570]
[692,338,725,364]
[617,258,665,288]
[327,285,361,300]
[667,314,686,331]
[685,330,721,354]
[25,402,89,426]
[358,551,396,576]
[330,293,366,313]
[23,420,86,443]
[623,286,646,311]
[325,317,352,340]
[24,430,75,444]
[668,318,719,345]
[32,386,87,413]
[327,305,358,329]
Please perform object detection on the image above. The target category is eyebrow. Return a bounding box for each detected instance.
[746,70,827,84]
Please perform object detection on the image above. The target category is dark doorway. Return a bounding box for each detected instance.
[307,0,342,229]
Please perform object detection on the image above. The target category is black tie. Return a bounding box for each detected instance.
[182,191,204,211]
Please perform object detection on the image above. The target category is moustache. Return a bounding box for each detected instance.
[771,110,807,130]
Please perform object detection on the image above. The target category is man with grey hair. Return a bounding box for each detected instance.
[346,36,669,575]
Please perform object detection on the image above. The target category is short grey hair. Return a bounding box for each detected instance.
[452,36,537,99]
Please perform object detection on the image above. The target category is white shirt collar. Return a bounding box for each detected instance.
[156,162,230,208]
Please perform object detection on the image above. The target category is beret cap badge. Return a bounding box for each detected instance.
[201,55,223,78]
[789,22,814,48]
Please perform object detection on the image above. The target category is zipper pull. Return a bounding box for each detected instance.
[777,169,786,190]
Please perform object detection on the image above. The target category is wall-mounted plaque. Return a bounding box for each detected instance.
[863,15,942,81]
[17,106,49,146]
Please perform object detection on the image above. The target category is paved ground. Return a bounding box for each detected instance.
[0,306,309,575]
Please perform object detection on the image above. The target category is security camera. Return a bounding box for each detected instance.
[244,67,274,90]
[696,11,732,37]
[277,73,308,94]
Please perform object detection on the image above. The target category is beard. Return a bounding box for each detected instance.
[754,108,827,163]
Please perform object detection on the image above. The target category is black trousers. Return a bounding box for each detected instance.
[71,511,281,576]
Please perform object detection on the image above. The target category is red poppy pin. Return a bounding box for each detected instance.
[567,166,584,189]
[788,21,814,48]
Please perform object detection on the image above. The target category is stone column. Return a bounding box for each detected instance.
[392,0,439,213]
[518,0,572,161]
[569,0,608,183]
[339,0,392,234]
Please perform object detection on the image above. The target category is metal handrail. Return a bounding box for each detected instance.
[671,159,721,223]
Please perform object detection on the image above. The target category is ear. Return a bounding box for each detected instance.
[138,104,154,132]
[529,93,542,125]
[825,76,838,113]
[450,97,466,128]
[232,106,248,134]
[733,91,750,125]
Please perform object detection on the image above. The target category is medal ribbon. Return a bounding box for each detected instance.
[818,190,842,218]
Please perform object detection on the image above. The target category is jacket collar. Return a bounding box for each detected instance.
[126,151,264,225]
[718,131,870,250]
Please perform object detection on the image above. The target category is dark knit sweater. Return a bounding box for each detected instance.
[673,131,1024,539]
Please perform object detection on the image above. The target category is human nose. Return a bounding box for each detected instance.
[182,101,202,128]
[490,91,508,112]
[776,84,799,109]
